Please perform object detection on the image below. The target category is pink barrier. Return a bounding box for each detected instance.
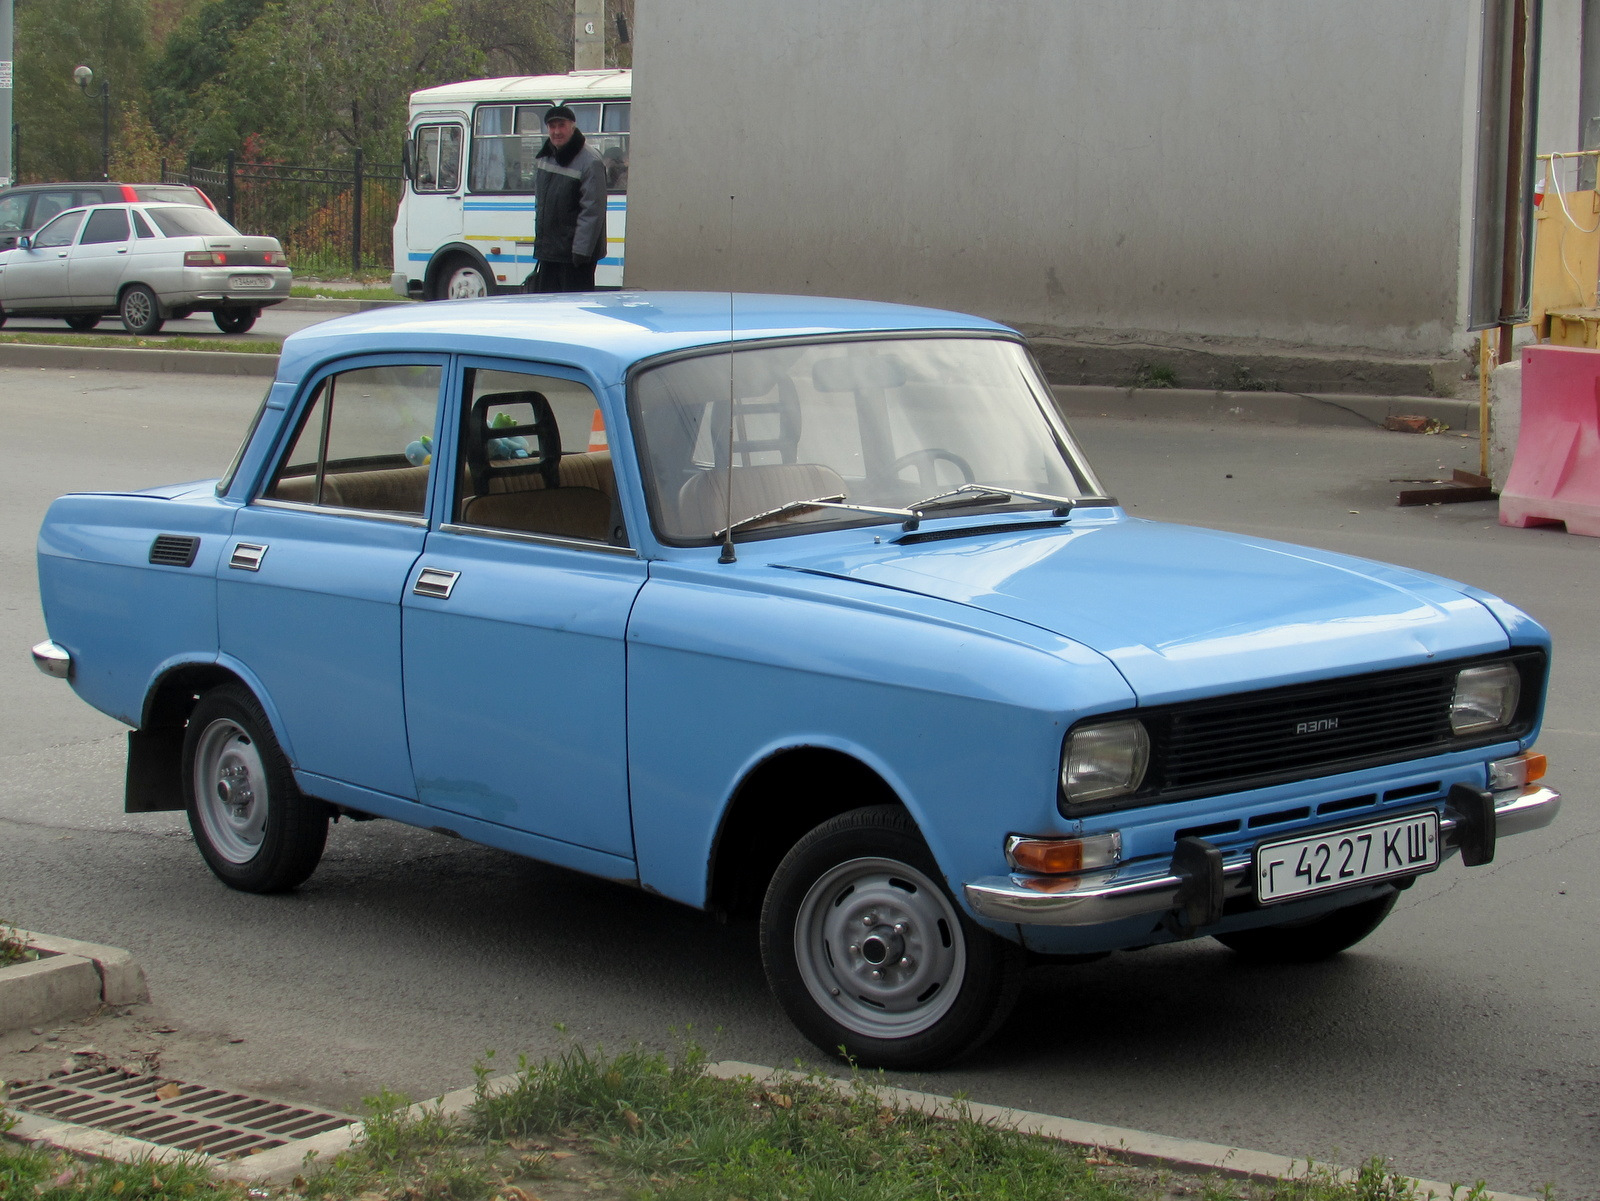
[1500,344,1600,536]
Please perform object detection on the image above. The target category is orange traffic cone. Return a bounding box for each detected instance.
[587,409,608,452]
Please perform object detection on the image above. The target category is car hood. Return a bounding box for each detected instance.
[776,518,1511,705]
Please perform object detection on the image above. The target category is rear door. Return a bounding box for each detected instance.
[219,356,447,800]
[68,207,133,306]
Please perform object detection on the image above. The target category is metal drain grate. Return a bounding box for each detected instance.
[8,1068,355,1158]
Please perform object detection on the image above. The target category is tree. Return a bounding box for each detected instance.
[145,0,266,156]
[13,0,151,181]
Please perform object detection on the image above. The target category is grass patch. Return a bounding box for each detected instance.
[0,333,280,354]
[0,1043,1507,1201]
[289,285,400,301]
[0,922,36,968]
[0,1138,242,1201]
[1132,361,1179,389]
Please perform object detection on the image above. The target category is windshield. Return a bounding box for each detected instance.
[146,206,239,237]
[631,336,1104,545]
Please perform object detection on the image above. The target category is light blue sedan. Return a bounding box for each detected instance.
[30,293,1558,1068]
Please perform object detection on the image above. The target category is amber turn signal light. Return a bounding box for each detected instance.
[1004,831,1121,875]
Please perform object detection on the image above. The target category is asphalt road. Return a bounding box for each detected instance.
[1,301,369,344]
[1,367,1594,1197]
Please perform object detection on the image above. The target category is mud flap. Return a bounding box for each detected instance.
[125,728,185,812]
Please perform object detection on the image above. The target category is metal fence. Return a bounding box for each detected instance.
[163,153,403,277]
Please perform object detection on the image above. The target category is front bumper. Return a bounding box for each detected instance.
[964,786,1561,926]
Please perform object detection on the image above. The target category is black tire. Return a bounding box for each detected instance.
[0,307,9,328]
[1214,891,1399,964]
[214,307,258,334]
[119,284,164,335]
[760,805,1025,1070]
[181,683,328,893]
[64,314,101,331]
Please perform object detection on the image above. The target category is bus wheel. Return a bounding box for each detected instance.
[437,257,489,300]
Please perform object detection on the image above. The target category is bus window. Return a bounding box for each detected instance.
[567,103,602,133]
[413,124,462,193]
[470,103,549,193]
[594,104,631,193]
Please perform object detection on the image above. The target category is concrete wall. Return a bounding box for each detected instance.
[628,0,1482,354]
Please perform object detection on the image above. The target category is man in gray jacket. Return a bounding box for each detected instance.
[528,106,608,292]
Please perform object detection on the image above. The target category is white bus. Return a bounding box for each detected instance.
[391,69,631,299]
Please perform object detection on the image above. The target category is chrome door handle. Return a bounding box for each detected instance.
[413,567,460,599]
[228,542,267,571]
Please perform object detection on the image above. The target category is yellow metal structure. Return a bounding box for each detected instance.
[1544,306,1600,347]
[1530,152,1600,341]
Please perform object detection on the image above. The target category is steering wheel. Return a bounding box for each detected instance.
[891,448,976,489]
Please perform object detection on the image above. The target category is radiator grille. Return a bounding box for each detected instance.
[1063,650,1544,815]
[148,534,199,567]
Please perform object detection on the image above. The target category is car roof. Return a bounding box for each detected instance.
[276,293,1017,384]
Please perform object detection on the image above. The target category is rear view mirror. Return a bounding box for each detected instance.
[16,235,32,250]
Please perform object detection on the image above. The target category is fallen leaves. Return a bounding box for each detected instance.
[154,1081,182,1101]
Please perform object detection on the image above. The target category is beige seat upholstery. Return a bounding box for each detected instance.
[486,450,617,501]
[459,487,613,542]
[676,463,849,536]
[269,465,430,514]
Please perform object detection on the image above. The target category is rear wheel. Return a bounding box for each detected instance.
[760,805,1024,1070]
[1214,892,1398,963]
[119,285,164,335]
[437,256,488,300]
[214,307,258,334]
[64,314,101,331]
[182,683,328,893]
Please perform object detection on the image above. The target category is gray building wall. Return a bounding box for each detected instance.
[627,1,1488,355]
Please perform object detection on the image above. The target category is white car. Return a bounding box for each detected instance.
[0,202,291,335]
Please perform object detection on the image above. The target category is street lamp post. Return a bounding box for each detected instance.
[72,65,109,181]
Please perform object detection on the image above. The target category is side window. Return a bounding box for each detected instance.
[81,209,131,244]
[453,366,624,546]
[265,365,442,516]
[0,194,28,232]
[34,211,85,248]
[130,211,155,238]
[595,103,630,194]
[413,124,462,193]
[31,192,79,225]
[469,103,547,192]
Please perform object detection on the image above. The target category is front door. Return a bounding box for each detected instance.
[5,209,82,308]
[401,358,644,856]
[68,207,132,307]
[219,356,447,799]
[406,119,466,282]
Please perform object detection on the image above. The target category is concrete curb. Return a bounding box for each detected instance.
[0,343,277,377]
[705,1061,1535,1201]
[1051,385,1483,432]
[3,1057,1532,1198]
[0,932,147,1032]
[277,297,410,313]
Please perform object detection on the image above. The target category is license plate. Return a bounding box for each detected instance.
[229,275,270,289]
[1254,811,1439,904]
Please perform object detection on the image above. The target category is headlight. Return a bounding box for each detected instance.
[1061,719,1149,805]
[1451,663,1521,735]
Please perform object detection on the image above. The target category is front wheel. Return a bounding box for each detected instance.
[64,314,101,331]
[437,257,488,300]
[760,805,1024,1070]
[214,307,258,334]
[119,285,164,335]
[182,684,328,893]
[1213,891,1398,964]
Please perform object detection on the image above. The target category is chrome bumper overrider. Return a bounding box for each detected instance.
[30,640,71,680]
[964,787,1562,926]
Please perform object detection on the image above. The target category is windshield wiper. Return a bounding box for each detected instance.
[715,495,919,562]
[907,483,1092,517]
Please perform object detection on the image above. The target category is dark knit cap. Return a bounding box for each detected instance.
[546,105,577,123]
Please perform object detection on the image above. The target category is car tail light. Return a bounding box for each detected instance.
[267,251,288,267]
[184,251,226,267]
[119,185,139,202]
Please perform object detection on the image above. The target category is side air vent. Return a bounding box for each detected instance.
[149,535,199,567]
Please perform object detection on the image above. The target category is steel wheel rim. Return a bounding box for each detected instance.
[123,291,152,328]
[446,267,486,299]
[193,718,269,864]
[793,856,966,1039]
